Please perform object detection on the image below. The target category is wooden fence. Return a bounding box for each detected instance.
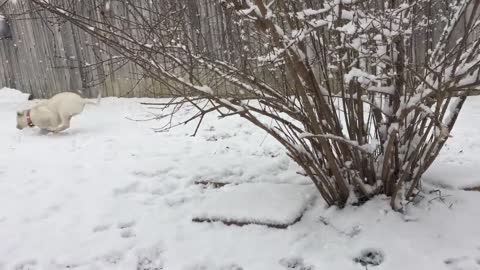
[0,0,477,99]
[0,0,238,98]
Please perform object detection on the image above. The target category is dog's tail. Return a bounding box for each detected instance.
[79,88,102,105]
[94,87,102,105]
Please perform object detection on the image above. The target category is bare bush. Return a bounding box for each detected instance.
[28,0,480,210]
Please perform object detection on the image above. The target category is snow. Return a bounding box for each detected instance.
[344,67,377,84]
[367,85,395,95]
[195,85,213,94]
[424,96,480,189]
[193,183,315,227]
[1,87,480,269]
[0,88,30,104]
[334,0,358,4]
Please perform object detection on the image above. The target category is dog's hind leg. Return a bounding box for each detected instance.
[53,114,72,133]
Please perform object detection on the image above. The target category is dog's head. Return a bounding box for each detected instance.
[16,110,28,130]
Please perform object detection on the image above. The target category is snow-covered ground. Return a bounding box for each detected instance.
[0,87,480,270]
[423,100,480,190]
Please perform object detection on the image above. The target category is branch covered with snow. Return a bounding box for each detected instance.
[29,0,480,210]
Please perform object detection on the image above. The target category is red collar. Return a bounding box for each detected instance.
[26,110,34,127]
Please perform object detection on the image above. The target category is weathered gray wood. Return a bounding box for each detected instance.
[0,0,478,99]
[0,0,185,98]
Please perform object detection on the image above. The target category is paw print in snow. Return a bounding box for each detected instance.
[92,223,111,232]
[13,259,38,270]
[136,243,164,270]
[279,257,314,270]
[353,248,384,267]
[444,256,480,270]
[117,220,136,238]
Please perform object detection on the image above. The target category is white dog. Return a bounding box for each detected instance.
[16,91,101,133]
